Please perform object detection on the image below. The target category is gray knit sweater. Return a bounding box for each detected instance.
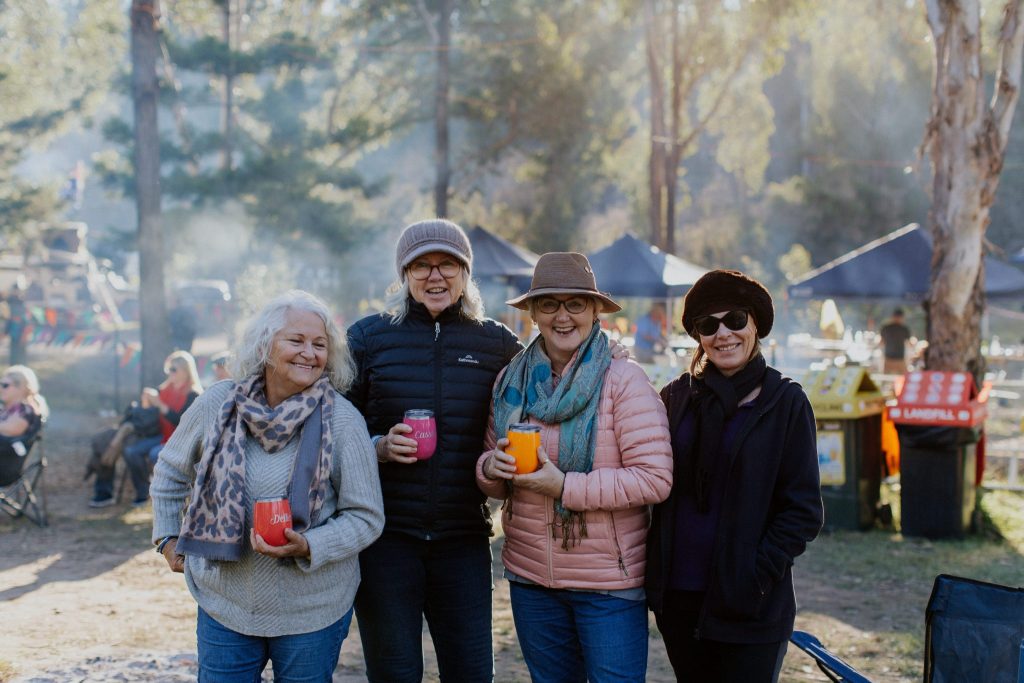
[151,380,384,637]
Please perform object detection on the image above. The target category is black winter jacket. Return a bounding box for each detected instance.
[645,366,823,643]
[346,299,522,540]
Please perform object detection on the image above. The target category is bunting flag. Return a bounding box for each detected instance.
[120,343,140,368]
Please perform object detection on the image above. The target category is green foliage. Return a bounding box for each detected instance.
[0,0,123,235]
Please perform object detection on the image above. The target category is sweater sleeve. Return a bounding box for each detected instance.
[561,361,674,512]
[300,400,385,572]
[753,386,824,591]
[150,387,222,542]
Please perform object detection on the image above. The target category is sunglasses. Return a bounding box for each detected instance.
[693,310,750,337]
[0,382,9,389]
[535,297,589,315]
[167,366,180,373]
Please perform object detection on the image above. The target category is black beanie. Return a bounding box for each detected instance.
[682,269,774,339]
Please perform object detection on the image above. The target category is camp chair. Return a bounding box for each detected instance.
[790,574,1024,683]
[789,631,872,682]
[924,574,1024,683]
[0,415,47,527]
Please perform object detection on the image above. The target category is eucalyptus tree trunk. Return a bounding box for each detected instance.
[131,0,169,387]
[921,0,1024,376]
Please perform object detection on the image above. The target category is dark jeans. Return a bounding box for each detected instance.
[654,590,787,683]
[355,531,493,682]
[122,435,162,500]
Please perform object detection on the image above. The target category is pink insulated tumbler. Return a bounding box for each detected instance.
[403,409,437,460]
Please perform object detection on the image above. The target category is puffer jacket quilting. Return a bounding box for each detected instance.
[476,357,673,590]
[348,299,522,540]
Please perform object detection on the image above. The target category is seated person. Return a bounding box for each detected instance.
[0,365,48,437]
[0,365,48,484]
[90,351,203,508]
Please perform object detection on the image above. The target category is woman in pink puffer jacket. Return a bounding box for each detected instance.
[477,252,672,683]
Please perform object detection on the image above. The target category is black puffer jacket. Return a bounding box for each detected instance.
[346,298,522,540]
[646,366,823,644]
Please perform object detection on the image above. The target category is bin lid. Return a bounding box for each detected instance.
[887,371,988,427]
[802,366,885,418]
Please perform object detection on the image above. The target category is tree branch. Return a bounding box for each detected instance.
[991,0,1024,147]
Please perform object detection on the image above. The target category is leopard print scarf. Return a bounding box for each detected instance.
[176,373,335,561]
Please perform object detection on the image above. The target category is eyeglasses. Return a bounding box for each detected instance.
[535,297,589,315]
[167,366,179,373]
[408,260,461,280]
[693,310,750,337]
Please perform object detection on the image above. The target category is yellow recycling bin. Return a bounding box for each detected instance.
[802,366,886,530]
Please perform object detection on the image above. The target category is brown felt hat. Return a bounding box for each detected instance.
[507,252,621,313]
[682,269,774,339]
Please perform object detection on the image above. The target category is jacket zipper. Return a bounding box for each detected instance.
[610,511,629,577]
[695,403,770,641]
[425,320,442,540]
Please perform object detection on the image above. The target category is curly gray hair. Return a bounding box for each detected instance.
[234,290,356,392]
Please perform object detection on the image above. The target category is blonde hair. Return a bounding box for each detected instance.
[162,351,204,394]
[384,268,486,325]
[3,365,49,420]
[235,289,356,392]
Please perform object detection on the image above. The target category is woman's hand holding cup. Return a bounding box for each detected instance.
[376,422,419,464]
[483,438,517,480]
[250,527,310,560]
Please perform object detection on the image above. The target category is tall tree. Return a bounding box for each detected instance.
[642,0,801,253]
[131,0,170,385]
[0,1,123,234]
[415,0,453,217]
[921,0,1024,374]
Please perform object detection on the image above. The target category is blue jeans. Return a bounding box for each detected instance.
[510,582,648,683]
[122,435,163,500]
[196,606,352,682]
[355,532,493,682]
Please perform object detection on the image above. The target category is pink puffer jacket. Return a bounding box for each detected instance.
[476,357,672,591]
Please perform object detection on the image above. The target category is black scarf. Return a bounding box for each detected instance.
[684,353,767,513]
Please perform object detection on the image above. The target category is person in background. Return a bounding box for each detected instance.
[646,269,823,682]
[210,351,233,382]
[879,308,914,375]
[90,351,203,508]
[6,291,29,366]
[0,365,48,437]
[634,302,669,364]
[168,295,197,353]
[151,289,384,681]
[478,252,673,682]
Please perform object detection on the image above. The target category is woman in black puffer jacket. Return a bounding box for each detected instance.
[346,219,522,683]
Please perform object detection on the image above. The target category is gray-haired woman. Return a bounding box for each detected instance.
[151,289,384,681]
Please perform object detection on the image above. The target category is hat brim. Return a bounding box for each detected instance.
[506,287,622,313]
[399,244,472,273]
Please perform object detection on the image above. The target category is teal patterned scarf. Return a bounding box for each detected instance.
[492,324,611,548]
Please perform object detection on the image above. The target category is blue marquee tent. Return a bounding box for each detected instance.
[586,233,708,298]
[466,225,538,289]
[787,223,1024,301]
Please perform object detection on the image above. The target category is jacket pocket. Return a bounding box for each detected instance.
[714,541,766,620]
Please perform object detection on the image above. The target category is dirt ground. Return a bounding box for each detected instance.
[2,346,1003,682]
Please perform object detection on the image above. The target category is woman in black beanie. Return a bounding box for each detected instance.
[645,269,823,682]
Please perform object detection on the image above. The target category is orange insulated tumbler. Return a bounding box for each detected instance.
[507,423,542,474]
